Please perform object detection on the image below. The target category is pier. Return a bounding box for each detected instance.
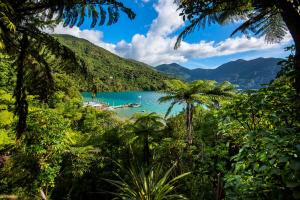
[84,101,141,110]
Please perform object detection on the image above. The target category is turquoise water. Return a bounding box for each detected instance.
[81,91,184,118]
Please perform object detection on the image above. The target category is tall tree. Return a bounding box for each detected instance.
[159,80,235,144]
[0,0,135,138]
[132,113,165,167]
[175,0,300,95]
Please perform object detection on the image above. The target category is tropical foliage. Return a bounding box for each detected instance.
[0,0,135,139]
[1,47,300,200]
[105,163,190,200]
[159,80,235,144]
[0,1,300,199]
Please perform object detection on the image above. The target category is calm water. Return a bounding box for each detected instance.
[81,91,184,118]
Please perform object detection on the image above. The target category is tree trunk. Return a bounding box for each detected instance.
[40,189,47,200]
[277,0,300,97]
[186,103,193,144]
[15,35,29,139]
[190,104,194,142]
[144,132,150,166]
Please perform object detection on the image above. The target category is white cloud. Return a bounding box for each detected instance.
[115,34,291,66]
[113,0,292,66]
[48,0,293,66]
[178,36,280,59]
[148,0,183,37]
[45,24,116,53]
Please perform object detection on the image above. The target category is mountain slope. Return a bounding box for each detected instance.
[156,63,192,80]
[54,34,170,91]
[156,58,283,89]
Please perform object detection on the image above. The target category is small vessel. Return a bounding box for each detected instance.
[138,95,142,105]
[128,103,141,108]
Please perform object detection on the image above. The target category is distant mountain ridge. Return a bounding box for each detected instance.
[156,58,283,89]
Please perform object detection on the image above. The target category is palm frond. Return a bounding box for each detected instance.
[164,80,189,91]
[59,0,135,28]
[259,13,288,43]
[25,47,55,103]
[192,79,216,93]
[165,101,179,118]
[191,94,210,105]
[175,17,201,49]
[132,112,165,133]
[158,95,177,103]
[176,0,288,47]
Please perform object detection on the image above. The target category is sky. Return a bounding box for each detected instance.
[48,0,293,69]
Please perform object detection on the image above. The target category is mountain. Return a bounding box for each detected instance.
[156,58,283,89]
[156,63,192,80]
[54,34,170,91]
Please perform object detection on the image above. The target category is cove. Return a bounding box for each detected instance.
[81,91,184,118]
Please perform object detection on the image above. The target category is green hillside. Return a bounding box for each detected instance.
[54,34,170,92]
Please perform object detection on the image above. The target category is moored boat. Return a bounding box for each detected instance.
[128,103,141,108]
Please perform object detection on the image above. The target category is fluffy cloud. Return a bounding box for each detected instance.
[48,0,293,66]
[113,0,291,66]
[148,0,183,37]
[178,36,287,59]
[115,34,290,66]
[46,24,116,53]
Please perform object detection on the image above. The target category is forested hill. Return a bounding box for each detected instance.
[156,58,283,89]
[54,34,170,91]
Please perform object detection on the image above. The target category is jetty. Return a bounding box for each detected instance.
[84,101,141,110]
[83,101,109,110]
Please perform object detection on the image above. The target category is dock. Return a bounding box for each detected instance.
[84,102,141,110]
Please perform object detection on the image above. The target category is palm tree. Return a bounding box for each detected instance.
[175,0,300,95]
[159,80,235,145]
[207,81,237,109]
[131,113,165,167]
[0,0,135,138]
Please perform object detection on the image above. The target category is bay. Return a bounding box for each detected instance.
[81,91,184,118]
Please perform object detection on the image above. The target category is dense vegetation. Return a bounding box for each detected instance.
[1,48,299,199]
[1,0,300,199]
[156,58,283,89]
[55,34,170,92]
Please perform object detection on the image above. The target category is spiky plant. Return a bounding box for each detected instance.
[105,163,190,200]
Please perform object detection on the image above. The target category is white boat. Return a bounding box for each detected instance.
[128,103,141,108]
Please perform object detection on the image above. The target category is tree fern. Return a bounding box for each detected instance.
[0,0,135,138]
[159,80,235,144]
[175,0,292,48]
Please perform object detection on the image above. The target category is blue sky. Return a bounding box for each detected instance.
[51,0,293,69]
